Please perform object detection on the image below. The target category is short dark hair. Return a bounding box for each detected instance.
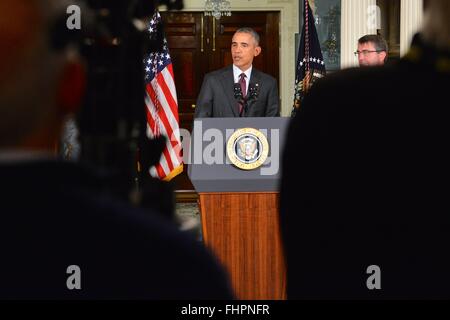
[358,34,389,53]
[234,27,260,46]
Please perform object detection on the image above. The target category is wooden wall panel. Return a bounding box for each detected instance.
[199,192,286,300]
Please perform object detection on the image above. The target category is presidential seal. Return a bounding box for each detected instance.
[227,128,269,170]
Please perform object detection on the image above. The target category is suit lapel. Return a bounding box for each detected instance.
[219,66,239,117]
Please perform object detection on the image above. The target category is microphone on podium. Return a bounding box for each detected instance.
[233,83,244,102]
[248,83,259,101]
[234,82,259,116]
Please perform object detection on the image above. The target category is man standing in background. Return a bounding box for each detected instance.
[356,34,388,67]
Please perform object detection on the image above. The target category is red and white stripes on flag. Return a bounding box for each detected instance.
[144,11,183,181]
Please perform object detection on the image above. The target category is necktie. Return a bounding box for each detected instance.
[239,73,247,98]
[239,73,247,115]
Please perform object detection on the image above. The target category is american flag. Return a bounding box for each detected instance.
[292,0,326,117]
[144,11,183,181]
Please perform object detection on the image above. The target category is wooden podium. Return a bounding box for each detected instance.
[188,118,289,300]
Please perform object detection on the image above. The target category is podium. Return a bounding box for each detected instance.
[188,117,289,300]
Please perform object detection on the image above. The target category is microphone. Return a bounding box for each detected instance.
[248,83,259,101]
[233,83,244,103]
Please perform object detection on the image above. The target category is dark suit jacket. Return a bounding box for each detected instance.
[194,65,280,118]
[280,34,450,299]
[0,160,233,299]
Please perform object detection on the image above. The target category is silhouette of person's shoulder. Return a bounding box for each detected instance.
[281,35,450,299]
[0,160,233,299]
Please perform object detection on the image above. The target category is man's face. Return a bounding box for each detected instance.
[231,32,261,71]
[357,42,387,67]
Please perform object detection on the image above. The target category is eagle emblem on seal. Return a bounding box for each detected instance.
[227,128,269,170]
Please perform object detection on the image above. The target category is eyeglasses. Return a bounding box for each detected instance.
[354,50,384,57]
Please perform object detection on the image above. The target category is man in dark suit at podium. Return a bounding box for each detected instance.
[0,0,233,299]
[195,28,280,118]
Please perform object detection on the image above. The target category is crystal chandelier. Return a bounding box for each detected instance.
[204,0,231,19]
